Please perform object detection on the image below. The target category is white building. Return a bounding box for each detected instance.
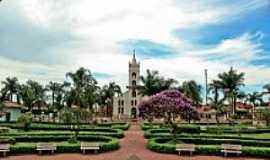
[113,53,142,119]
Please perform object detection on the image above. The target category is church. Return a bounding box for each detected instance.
[113,52,142,119]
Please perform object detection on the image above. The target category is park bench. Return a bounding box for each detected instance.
[80,142,100,154]
[221,144,242,157]
[36,143,56,154]
[176,143,195,156]
[0,144,10,157]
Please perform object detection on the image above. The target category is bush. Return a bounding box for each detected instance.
[0,127,9,133]
[0,126,124,138]
[1,131,124,142]
[0,122,129,131]
[17,112,33,131]
[0,137,16,144]
[9,136,119,154]
[147,137,270,157]
[67,135,78,144]
[176,125,200,133]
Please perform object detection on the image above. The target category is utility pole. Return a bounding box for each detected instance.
[205,69,208,106]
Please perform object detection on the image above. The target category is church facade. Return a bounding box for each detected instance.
[113,53,142,119]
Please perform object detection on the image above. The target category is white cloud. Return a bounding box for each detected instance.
[0,0,269,92]
[189,32,265,62]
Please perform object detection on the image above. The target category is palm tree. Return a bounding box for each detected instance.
[139,69,177,96]
[208,80,227,123]
[1,77,20,103]
[246,92,264,124]
[18,84,36,111]
[26,80,47,102]
[18,80,47,111]
[66,67,98,108]
[263,84,270,104]
[208,80,223,105]
[179,80,202,107]
[217,67,245,115]
[46,81,60,107]
[100,82,122,116]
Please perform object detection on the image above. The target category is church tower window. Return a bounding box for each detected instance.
[132,72,136,79]
[132,90,136,97]
[132,80,136,86]
[131,100,134,106]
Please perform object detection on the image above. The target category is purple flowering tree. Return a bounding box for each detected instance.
[139,89,199,124]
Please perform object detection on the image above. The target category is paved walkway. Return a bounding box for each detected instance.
[4,123,267,160]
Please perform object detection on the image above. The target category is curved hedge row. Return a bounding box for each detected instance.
[141,123,241,130]
[1,128,124,138]
[144,129,270,141]
[144,126,270,138]
[147,137,270,157]
[0,123,129,131]
[9,136,119,154]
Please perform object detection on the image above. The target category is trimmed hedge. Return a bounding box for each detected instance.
[145,129,270,141]
[9,136,119,154]
[0,130,124,142]
[144,125,270,137]
[0,122,129,131]
[1,128,124,139]
[147,137,270,157]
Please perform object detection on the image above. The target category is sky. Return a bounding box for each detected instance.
[0,0,270,94]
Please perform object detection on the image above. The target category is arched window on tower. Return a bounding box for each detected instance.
[132,90,136,97]
[135,100,137,106]
[132,72,136,79]
[132,80,136,86]
[131,100,134,106]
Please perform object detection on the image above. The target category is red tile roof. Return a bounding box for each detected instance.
[2,101,26,109]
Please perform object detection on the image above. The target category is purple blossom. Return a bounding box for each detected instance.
[139,89,198,121]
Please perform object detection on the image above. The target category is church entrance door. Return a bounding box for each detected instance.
[131,107,137,119]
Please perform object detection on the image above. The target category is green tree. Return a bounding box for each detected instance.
[18,85,35,111]
[66,67,98,109]
[262,108,270,126]
[179,80,202,107]
[46,81,70,110]
[99,82,122,116]
[246,92,264,124]
[139,69,177,96]
[17,112,33,131]
[1,77,20,103]
[60,107,92,141]
[217,67,245,115]
[263,84,270,103]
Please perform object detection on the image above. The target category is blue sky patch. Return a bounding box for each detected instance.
[93,72,114,79]
[121,39,176,59]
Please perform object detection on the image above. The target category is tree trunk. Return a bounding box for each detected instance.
[216,114,219,124]
[52,92,55,107]
[10,94,13,102]
[252,102,255,125]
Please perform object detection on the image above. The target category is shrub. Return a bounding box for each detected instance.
[17,112,33,131]
[0,127,9,133]
[147,137,270,157]
[9,136,119,154]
